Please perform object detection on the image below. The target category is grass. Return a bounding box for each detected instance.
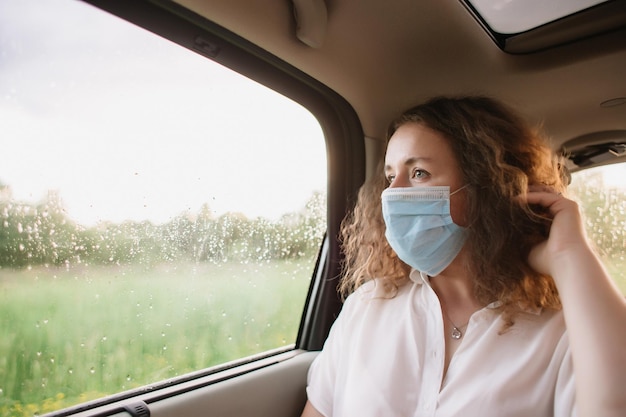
[0,260,312,416]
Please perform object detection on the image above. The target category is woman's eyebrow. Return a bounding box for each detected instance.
[384,156,432,171]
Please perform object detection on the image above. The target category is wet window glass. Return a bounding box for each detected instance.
[568,163,626,294]
[0,0,326,415]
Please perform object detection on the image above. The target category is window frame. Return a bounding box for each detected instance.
[83,0,365,349]
[37,0,364,414]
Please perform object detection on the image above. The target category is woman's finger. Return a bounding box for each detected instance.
[517,190,566,216]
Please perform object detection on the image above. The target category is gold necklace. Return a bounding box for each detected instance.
[441,307,469,339]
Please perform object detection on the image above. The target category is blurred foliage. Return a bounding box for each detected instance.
[0,189,326,269]
[568,167,626,293]
[568,168,626,259]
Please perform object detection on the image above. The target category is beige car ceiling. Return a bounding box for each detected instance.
[176,0,626,155]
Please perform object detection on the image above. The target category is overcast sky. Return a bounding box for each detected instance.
[0,0,326,225]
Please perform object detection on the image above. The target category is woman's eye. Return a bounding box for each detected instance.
[386,175,395,184]
[411,169,430,180]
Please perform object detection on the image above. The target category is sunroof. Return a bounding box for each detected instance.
[468,0,609,34]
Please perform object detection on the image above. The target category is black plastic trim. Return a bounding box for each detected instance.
[123,401,150,417]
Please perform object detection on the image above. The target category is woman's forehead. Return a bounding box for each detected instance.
[385,123,455,163]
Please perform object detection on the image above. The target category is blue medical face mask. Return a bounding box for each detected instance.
[381,185,468,276]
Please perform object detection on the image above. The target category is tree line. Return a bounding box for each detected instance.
[1,171,624,270]
[0,189,326,268]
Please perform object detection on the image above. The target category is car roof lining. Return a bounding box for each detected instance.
[81,0,626,179]
[173,0,626,163]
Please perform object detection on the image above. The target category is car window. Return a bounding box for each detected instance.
[0,0,326,415]
[568,163,626,294]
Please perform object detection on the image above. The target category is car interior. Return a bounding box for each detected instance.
[19,0,624,416]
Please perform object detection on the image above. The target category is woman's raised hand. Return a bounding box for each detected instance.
[523,187,589,279]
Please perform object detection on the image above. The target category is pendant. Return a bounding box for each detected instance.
[451,327,462,339]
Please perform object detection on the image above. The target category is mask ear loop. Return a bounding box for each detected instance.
[450,184,469,196]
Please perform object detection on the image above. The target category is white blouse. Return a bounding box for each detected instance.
[306,270,576,417]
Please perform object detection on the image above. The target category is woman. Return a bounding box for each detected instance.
[301,96,626,417]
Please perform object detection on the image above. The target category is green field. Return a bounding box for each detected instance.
[0,260,312,416]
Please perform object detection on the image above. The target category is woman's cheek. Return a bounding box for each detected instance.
[451,196,469,227]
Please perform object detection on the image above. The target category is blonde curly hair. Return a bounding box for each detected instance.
[339,96,566,325]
